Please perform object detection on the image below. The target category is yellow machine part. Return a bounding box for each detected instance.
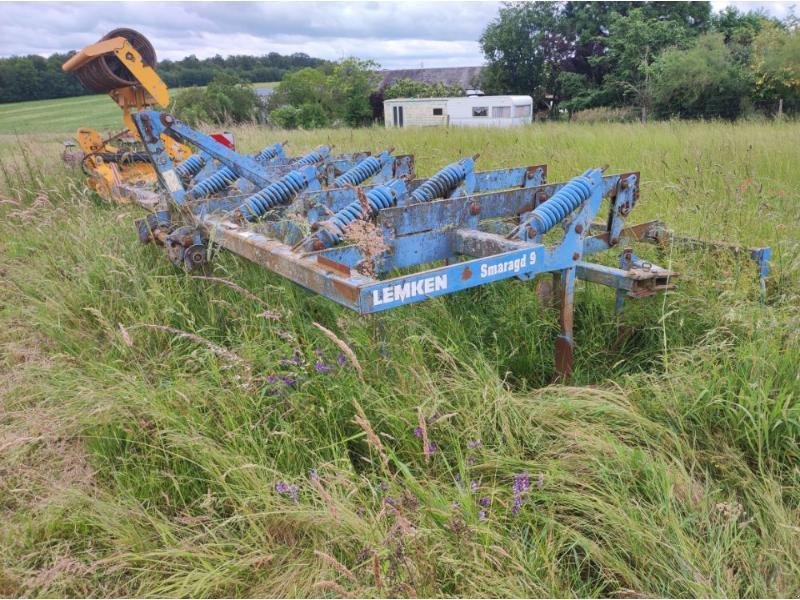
[75,128,154,203]
[64,30,192,203]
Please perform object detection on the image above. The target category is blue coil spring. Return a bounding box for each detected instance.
[312,180,405,249]
[293,147,328,167]
[188,166,237,199]
[524,175,593,235]
[175,153,207,179]
[334,155,382,187]
[410,161,466,203]
[188,143,285,198]
[239,169,309,221]
[255,144,281,162]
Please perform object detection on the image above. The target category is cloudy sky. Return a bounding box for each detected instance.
[0,1,793,69]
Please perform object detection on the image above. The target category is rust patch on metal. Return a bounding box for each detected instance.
[554,336,573,382]
[332,279,359,303]
[525,164,547,182]
[587,220,662,246]
[317,254,351,276]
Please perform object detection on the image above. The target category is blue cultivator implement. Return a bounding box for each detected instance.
[129,110,770,381]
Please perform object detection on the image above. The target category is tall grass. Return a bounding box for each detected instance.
[0,121,798,597]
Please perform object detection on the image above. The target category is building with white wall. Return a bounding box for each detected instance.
[384,95,533,128]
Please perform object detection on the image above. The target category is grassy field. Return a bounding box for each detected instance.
[0,119,798,597]
[0,82,278,135]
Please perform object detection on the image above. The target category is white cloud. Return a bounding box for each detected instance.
[0,1,793,68]
[0,1,501,68]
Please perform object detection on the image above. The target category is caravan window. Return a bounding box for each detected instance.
[433,108,443,115]
[513,104,532,118]
[492,106,511,118]
[472,106,489,117]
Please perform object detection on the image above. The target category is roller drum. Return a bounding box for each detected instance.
[72,28,157,93]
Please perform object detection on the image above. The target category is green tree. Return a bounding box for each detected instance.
[383,79,464,99]
[329,58,380,127]
[650,33,749,120]
[479,2,567,103]
[267,57,379,128]
[750,22,800,114]
[479,2,712,113]
[602,8,695,117]
[172,74,261,125]
[270,67,332,108]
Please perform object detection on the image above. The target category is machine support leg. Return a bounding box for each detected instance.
[553,266,577,382]
[615,247,633,314]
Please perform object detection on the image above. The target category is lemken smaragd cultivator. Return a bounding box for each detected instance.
[63,29,771,381]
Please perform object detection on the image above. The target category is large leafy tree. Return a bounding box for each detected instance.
[479,2,570,104]
[601,8,696,117]
[329,58,380,127]
[268,57,378,128]
[172,73,261,125]
[750,21,800,114]
[650,33,749,120]
[480,1,712,113]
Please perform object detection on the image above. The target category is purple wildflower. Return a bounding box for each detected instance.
[512,472,531,516]
[314,361,332,374]
[470,480,479,493]
[413,426,423,439]
[513,472,531,495]
[280,350,304,367]
[336,352,347,366]
[282,376,296,387]
[479,496,491,507]
[426,442,437,456]
[466,439,482,450]
[379,481,389,491]
[266,375,278,384]
[478,510,487,521]
[275,481,299,503]
[384,496,397,507]
[512,497,524,515]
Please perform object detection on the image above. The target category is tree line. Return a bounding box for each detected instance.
[479,2,800,120]
[0,51,328,104]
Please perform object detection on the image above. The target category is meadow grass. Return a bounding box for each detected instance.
[0,119,798,597]
[0,82,277,135]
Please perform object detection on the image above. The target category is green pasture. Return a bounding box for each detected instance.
[0,120,797,597]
